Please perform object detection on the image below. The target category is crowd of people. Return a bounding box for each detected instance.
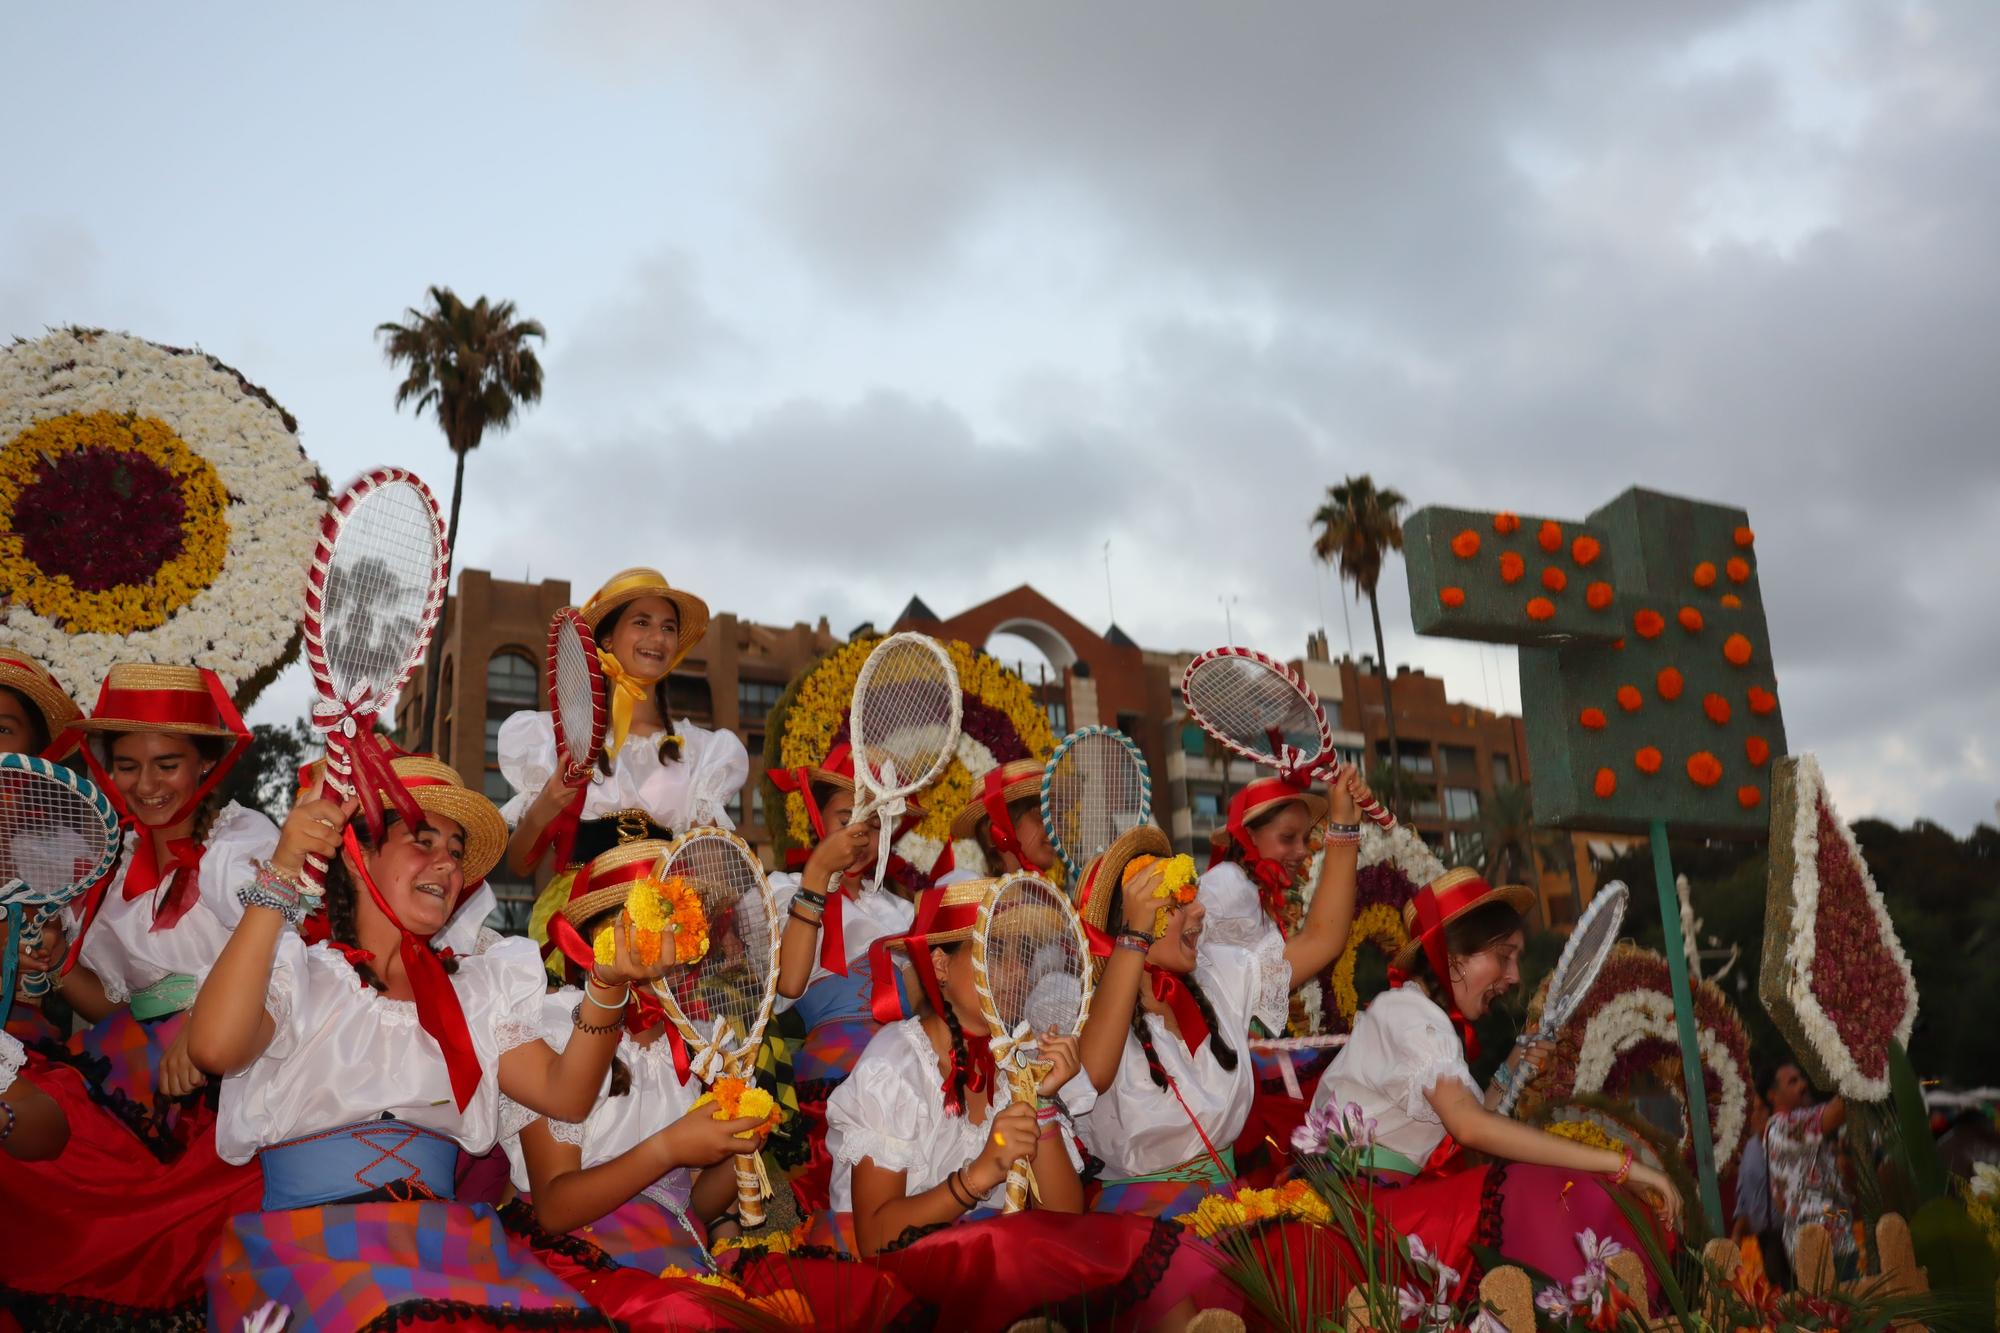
[0,565,1701,1331]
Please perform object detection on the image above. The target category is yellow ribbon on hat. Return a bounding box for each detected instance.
[598,648,662,760]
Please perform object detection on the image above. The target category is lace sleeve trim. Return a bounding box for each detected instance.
[833,1125,924,1177]
[494,1019,544,1056]
[1250,930,1291,1035]
[0,1033,23,1093]
[547,1116,587,1147]
[1400,1023,1477,1125]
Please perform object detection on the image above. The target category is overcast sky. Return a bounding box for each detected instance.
[5,2,1995,834]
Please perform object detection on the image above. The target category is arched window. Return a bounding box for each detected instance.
[487,650,539,709]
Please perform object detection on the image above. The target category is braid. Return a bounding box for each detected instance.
[1130,1006,1171,1090]
[1183,975,1238,1071]
[189,792,222,847]
[607,1056,632,1098]
[653,683,683,764]
[938,999,973,1118]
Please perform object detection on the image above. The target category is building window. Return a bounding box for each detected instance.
[485,716,505,771]
[725,791,744,824]
[738,679,783,723]
[1116,712,1143,743]
[483,768,513,804]
[669,673,713,720]
[1191,789,1222,818]
[1442,745,1477,778]
[1408,785,1442,819]
[487,650,540,709]
[1046,700,1067,732]
[1443,787,1480,820]
[1378,741,1434,774]
[1492,752,1513,787]
[1181,723,1207,758]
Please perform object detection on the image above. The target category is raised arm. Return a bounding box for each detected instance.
[1284,768,1371,987]
[1079,863,1166,1092]
[504,770,586,879]
[518,1101,767,1235]
[497,917,668,1123]
[775,823,874,1000]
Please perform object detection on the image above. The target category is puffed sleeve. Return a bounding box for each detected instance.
[0,1032,23,1094]
[684,724,749,830]
[196,803,282,930]
[483,935,556,1055]
[1196,862,1277,954]
[249,931,313,1066]
[826,1051,929,1177]
[1387,996,1479,1123]
[1198,926,1292,1038]
[497,710,557,827]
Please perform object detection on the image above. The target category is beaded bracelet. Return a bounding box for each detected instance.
[1113,931,1152,955]
[1326,821,1362,836]
[571,1002,621,1036]
[237,861,321,926]
[0,1099,15,1146]
[1612,1146,1634,1185]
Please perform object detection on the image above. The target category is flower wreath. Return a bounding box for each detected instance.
[762,635,1056,886]
[1308,821,1443,1036]
[0,329,326,708]
[1518,942,1752,1174]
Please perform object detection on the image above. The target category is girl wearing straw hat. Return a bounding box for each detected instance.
[186,755,676,1329]
[0,652,83,761]
[497,568,749,969]
[937,758,1061,884]
[1072,768,1369,1221]
[1290,866,1682,1298]
[16,664,270,1113]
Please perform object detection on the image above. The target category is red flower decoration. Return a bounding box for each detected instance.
[1702,693,1731,726]
[1635,746,1663,774]
[1633,609,1665,639]
[1657,666,1685,701]
[1451,529,1481,559]
[1737,785,1761,809]
[1616,685,1643,712]
[1494,511,1521,535]
[1805,796,1907,1079]
[1723,633,1753,666]
[1439,586,1466,609]
[1720,594,1742,609]
[1586,580,1613,610]
[1541,566,1567,593]
[1733,526,1755,547]
[1537,519,1562,552]
[14,445,190,591]
[1726,556,1751,583]
[1499,551,1525,583]
[1593,768,1617,799]
[1746,736,1771,766]
[1692,562,1717,589]
[1687,751,1723,787]
[1747,685,1777,715]
[1579,707,1607,730]
[1678,606,1705,633]
[1526,596,1556,621]
[1571,535,1601,566]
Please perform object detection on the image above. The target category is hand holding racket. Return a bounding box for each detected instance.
[1497,880,1628,1117]
[1040,727,1152,885]
[971,872,1093,1212]
[301,467,449,889]
[647,828,782,1226]
[0,755,122,1020]
[847,633,962,889]
[547,608,607,788]
[1180,646,1394,828]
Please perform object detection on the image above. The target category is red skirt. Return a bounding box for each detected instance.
[0,1051,263,1323]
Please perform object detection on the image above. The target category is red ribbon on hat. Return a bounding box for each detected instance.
[978,767,1028,868]
[867,889,981,1025]
[1384,873,1496,1062]
[1206,776,1314,939]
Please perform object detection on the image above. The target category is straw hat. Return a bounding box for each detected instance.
[1206,776,1330,854]
[947,758,1045,842]
[883,876,997,953]
[78,664,242,738]
[0,652,83,758]
[353,755,510,886]
[559,837,672,933]
[578,567,710,671]
[1388,866,1537,975]
[1076,825,1174,933]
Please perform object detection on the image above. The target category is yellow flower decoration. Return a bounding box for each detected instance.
[593,875,710,968]
[662,1265,746,1295]
[693,1076,782,1137]
[0,411,230,636]
[1175,1180,1331,1239]
[1545,1119,1624,1154]
[1131,854,1199,937]
[1329,904,1409,1023]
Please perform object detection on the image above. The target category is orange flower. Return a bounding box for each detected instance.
[1746,735,1771,766]
[1633,609,1665,639]
[1499,551,1526,583]
[1439,586,1466,609]
[1657,666,1685,701]
[1723,633,1753,666]
[1702,693,1732,725]
[1726,556,1751,583]
[1692,561,1717,589]
[1678,606,1705,633]
[1593,768,1617,799]
[1737,785,1762,809]
[1721,594,1742,609]
[1571,535,1602,566]
[1451,529,1481,559]
[1494,511,1521,535]
[1635,746,1663,775]
[1542,566,1568,593]
[1616,685,1643,712]
[1747,686,1777,715]
[1687,751,1724,787]
[1579,707,1607,730]
[1612,638,1625,650]
[1733,525,1755,547]
[1526,596,1556,621]
[1586,580,1613,610]
[1537,519,1563,552]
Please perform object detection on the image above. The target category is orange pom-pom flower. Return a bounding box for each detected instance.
[1499,551,1526,583]
[1657,666,1685,701]
[1579,707,1607,730]
[1737,785,1762,809]
[1746,735,1771,766]
[1439,586,1466,609]
[1726,557,1751,583]
[1494,511,1521,535]
[1634,609,1665,639]
[1586,581,1613,610]
[1687,751,1724,788]
[1678,607,1704,633]
[1702,693,1732,725]
[1733,526,1755,547]
[1616,685,1643,712]
[1571,535,1602,566]
[1723,633,1753,667]
[1526,597,1556,621]
[1537,519,1562,552]
[1593,768,1618,799]
[1747,685,1777,715]
[1720,594,1742,609]
[1451,529,1481,559]
[1692,562,1717,589]
[1634,746,1663,775]
[1542,566,1567,593]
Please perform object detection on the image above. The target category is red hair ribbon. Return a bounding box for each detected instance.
[1079,912,1209,1057]
[1206,776,1316,938]
[867,890,981,1025]
[942,1026,995,1115]
[1384,873,1497,1062]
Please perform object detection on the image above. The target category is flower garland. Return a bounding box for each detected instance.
[1308,821,1437,1035]
[1329,903,1409,1027]
[692,1076,782,1135]
[0,329,324,706]
[1759,753,1918,1100]
[1175,1180,1331,1239]
[592,875,709,968]
[1518,943,1751,1173]
[764,635,1054,882]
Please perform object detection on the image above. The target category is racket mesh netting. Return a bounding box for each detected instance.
[553,620,599,767]
[851,637,958,794]
[984,878,1086,1040]
[1046,734,1148,876]
[1541,884,1626,1031]
[1184,656,1323,763]
[0,770,112,901]
[319,481,442,702]
[654,834,774,1054]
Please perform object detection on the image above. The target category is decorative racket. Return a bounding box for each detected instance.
[1500,879,1629,1117]
[847,633,963,888]
[300,467,449,887]
[1040,727,1152,885]
[971,871,1094,1213]
[1180,646,1393,828]
[648,827,782,1226]
[547,608,608,784]
[0,754,122,1022]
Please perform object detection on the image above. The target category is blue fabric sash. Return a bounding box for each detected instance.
[260,1118,460,1211]
[796,955,906,1030]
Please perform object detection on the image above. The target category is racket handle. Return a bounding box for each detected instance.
[733,1148,768,1227]
[1496,1080,1523,1118]
[1003,1067,1041,1215]
[1304,754,1397,830]
[302,851,331,894]
[1355,794,1396,829]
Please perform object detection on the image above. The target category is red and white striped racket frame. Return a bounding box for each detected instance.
[547,608,607,787]
[1180,645,1394,829]
[300,467,450,885]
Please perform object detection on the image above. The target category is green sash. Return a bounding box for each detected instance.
[129,972,197,1021]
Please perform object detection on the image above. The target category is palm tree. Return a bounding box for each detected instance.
[378,288,546,749]
[1472,782,1537,886]
[1311,475,1408,813]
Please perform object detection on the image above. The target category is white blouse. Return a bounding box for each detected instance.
[1189,861,1289,1034]
[501,989,702,1194]
[0,1031,22,1095]
[65,802,281,1004]
[211,933,549,1165]
[767,872,915,1002]
[1078,934,1287,1179]
[825,1016,1083,1214]
[435,883,499,957]
[1310,982,1480,1166]
[496,710,748,834]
